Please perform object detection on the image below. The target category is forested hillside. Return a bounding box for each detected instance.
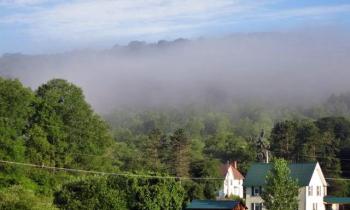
[1,76,350,209]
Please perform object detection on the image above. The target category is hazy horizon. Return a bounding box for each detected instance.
[1,28,350,113]
[1,0,350,113]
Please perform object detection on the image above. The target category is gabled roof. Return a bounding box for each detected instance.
[219,164,244,180]
[186,200,239,209]
[232,167,245,180]
[243,162,318,187]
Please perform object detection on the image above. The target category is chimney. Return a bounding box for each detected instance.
[233,161,237,169]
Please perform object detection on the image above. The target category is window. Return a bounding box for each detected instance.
[308,186,313,196]
[317,186,321,196]
[230,180,233,186]
[234,186,238,195]
[252,187,261,196]
[313,203,318,210]
[251,203,262,210]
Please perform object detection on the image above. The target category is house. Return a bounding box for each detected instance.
[218,161,244,199]
[244,162,328,210]
[186,200,247,210]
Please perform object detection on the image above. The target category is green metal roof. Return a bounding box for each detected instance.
[324,196,350,204]
[186,200,239,209]
[243,162,317,187]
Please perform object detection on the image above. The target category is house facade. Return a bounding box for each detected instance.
[244,162,328,210]
[218,161,244,199]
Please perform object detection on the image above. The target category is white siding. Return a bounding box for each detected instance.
[219,166,244,199]
[246,187,265,210]
[305,165,327,210]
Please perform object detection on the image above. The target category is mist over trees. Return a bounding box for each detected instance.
[1,30,350,113]
[1,30,350,209]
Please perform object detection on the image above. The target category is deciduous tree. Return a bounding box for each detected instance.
[261,158,299,210]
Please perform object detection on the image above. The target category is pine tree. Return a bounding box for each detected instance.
[270,121,298,161]
[170,129,190,177]
[143,128,163,170]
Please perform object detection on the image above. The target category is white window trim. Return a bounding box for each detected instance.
[252,203,263,210]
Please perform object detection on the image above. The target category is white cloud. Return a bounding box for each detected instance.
[256,4,350,20]
[1,0,350,44]
[0,0,51,6]
[0,0,267,41]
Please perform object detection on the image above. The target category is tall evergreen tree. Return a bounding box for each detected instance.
[143,128,163,170]
[170,129,190,177]
[270,121,298,161]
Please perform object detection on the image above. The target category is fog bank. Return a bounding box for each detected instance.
[1,29,350,113]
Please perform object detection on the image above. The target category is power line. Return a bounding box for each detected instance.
[2,159,350,182]
[0,160,223,181]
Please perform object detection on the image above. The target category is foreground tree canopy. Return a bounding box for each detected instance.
[261,158,299,210]
[54,175,184,210]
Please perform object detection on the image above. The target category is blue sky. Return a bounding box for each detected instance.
[1,0,350,54]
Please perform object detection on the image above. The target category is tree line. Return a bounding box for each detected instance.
[1,76,350,209]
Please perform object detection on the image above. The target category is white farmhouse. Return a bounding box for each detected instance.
[244,162,328,210]
[218,161,244,199]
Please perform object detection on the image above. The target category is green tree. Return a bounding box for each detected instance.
[189,158,221,199]
[0,77,34,162]
[142,128,163,171]
[170,129,191,177]
[28,79,113,170]
[55,175,185,210]
[0,185,57,210]
[25,125,53,166]
[295,120,321,162]
[315,117,350,196]
[261,158,299,210]
[270,121,298,161]
[124,176,185,210]
[0,77,34,188]
[54,177,127,210]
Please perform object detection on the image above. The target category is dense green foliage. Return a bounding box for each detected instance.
[54,177,127,210]
[270,118,350,196]
[54,175,184,210]
[261,158,299,210]
[1,76,350,209]
[29,79,114,170]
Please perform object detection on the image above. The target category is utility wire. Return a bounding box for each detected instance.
[2,159,350,181]
[0,159,223,180]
